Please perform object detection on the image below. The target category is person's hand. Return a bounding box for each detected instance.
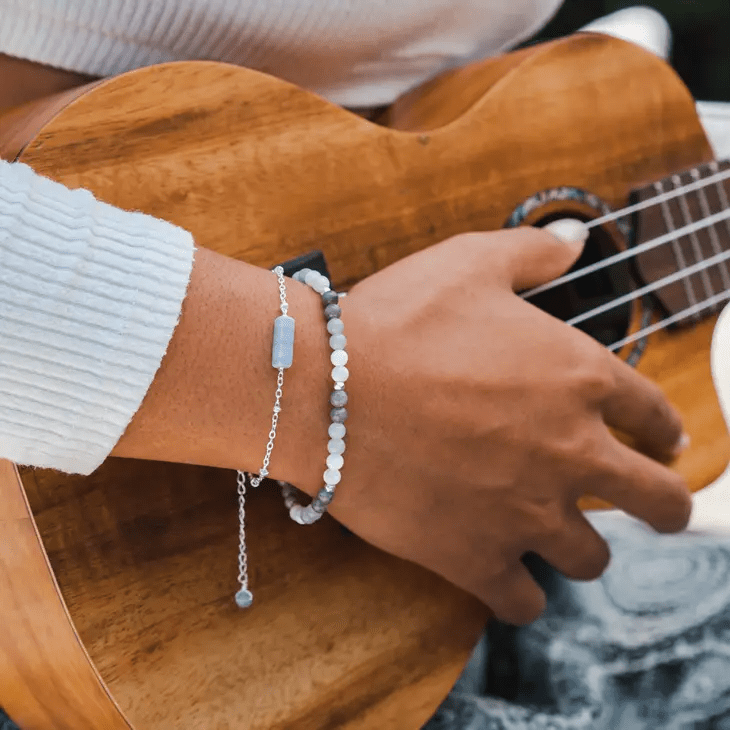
[330,220,690,626]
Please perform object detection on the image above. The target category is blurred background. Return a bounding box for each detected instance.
[532,1,729,101]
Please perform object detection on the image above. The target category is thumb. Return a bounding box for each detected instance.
[502,219,590,292]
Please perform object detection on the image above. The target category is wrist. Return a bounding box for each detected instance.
[114,247,339,500]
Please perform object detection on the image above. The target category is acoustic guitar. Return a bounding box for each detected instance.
[1,32,729,730]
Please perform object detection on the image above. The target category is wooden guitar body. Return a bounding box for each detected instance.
[0,34,726,730]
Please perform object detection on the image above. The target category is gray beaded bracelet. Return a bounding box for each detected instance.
[279,267,348,525]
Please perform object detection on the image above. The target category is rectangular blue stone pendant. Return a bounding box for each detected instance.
[272,315,295,368]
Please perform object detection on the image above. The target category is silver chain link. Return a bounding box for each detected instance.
[235,266,288,605]
[277,268,289,315]
[236,469,249,587]
[246,366,284,489]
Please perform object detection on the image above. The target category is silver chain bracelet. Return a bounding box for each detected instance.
[235,266,293,608]
[234,266,349,607]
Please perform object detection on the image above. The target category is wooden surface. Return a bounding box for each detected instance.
[0,33,726,729]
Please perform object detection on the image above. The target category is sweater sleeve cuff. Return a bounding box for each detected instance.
[0,160,196,475]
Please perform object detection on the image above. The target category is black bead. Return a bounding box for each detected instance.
[322,290,339,306]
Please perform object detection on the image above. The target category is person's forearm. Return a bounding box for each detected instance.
[0,54,332,491]
[0,56,329,492]
[111,245,331,499]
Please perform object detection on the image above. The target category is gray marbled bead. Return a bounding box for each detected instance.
[317,488,333,504]
[322,290,339,306]
[292,503,319,524]
[303,506,320,523]
[331,407,348,423]
[324,303,342,320]
[330,390,348,407]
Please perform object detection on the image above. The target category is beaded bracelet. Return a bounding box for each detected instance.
[279,267,348,525]
[235,266,293,609]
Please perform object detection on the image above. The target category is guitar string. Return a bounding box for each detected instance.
[606,288,730,352]
[587,164,730,229]
[522,164,730,299]
[673,174,716,308]
[655,178,699,312]
[564,244,730,328]
[693,166,730,292]
[712,161,730,245]
[518,162,730,353]
[523,206,730,298]
[522,205,730,300]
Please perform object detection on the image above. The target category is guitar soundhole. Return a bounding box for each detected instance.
[530,213,634,348]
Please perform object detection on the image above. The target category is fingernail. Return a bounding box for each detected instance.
[672,432,690,457]
[544,219,590,244]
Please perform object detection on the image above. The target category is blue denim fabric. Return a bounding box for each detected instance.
[424,511,730,729]
[5,511,730,730]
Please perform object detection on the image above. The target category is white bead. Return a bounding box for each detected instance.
[293,269,309,283]
[330,349,348,366]
[330,334,347,350]
[328,438,346,455]
[326,453,344,469]
[327,318,344,335]
[304,270,320,287]
[299,505,320,524]
[290,503,317,525]
[328,423,346,439]
[312,275,330,294]
[332,365,349,382]
[324,468,342,485]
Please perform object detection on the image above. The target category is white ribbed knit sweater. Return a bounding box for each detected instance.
[0,0,561,474]
[2,0,561,106]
